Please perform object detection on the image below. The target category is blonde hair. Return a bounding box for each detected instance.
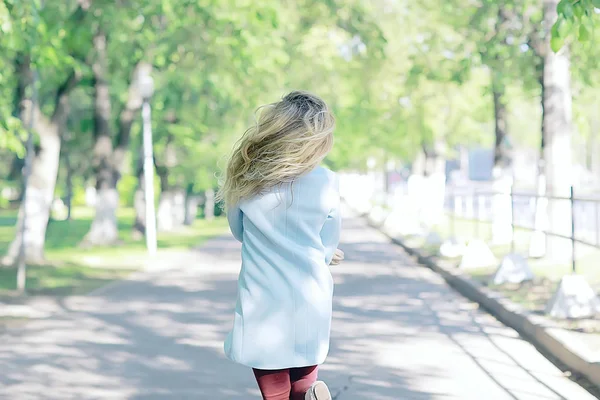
[217,90,335,207]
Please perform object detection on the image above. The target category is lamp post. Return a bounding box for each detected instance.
[139,73,157,255]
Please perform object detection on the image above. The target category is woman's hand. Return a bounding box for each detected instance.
[330,248,345,265]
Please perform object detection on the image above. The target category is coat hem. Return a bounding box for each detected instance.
[225,352,326,371]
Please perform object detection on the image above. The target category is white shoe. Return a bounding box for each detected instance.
[305,381,331,400]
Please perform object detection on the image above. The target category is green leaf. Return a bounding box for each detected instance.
[559,18,574,37]
[593,0,600,8]
[557,0,568,15]
[578,23,590,41]
[551,19,563,38]
[562,0,574,18]
[573,3,584,18]
[550,35,565,52]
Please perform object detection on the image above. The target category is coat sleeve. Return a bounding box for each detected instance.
[227,204,244,242]
[320,177,341,265]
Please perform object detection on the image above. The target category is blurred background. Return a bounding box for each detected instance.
[2,2,600,398]
[0,1,599,321]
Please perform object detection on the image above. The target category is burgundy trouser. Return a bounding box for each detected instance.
[253,365,318,400]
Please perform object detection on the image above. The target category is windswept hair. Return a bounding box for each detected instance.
[217,90,335,207]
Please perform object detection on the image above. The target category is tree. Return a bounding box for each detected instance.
[79,0,162,245]
[541,0,574,257]
[551,0,599,51]
[1,1,85,264]
[132,0,388,232]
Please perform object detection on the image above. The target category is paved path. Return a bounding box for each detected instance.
[0,214,596,400]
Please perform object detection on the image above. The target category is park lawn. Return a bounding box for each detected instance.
[0,207,228,296]
[431,215,600,286]
[426,215,600,333]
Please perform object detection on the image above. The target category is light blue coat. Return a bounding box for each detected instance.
[224,166,341,370]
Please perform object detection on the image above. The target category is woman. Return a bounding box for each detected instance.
[218,90,343,400]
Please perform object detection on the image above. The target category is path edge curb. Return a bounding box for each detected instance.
[364,218,600,391]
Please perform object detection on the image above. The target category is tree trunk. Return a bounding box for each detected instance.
[490,71,512,243]
[492,80,509,168]
[3,125,61,265]
[530,61,547,258]
[489,6,510,171]
[81,42,149,245]
[2,5,87,263]
[184,197,200,225]
[8,57,28,200]
[420,141,446,177]
[2,62,78,265]
[430,140,446,176]
[82,31,120,246]
[383,154,390,194]
[411,149,427,176]
[64,148,73,221]
[156,132,185,231]
[423,145,433,177]
[7,155,25,202]
[132,189,146,239]
[132,153,146,240]
[184,183,199,225]
[156,163,185,231]
[204,189,215,221]
[542,0,573,261]
[113,62,151,175]
[8,155,24,181]
[157,189,186,231]
[591,118,600,184]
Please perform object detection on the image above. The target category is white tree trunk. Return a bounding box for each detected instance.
[132,155,146,240]
[591,120,600,186]
[2,28,80,266]
[83,187,120,246]
[542,0,573,261]
[81,31,121,247]
[2,131,61,265]
[157,189,186,231]
[493,82,509,167]
[184,195,201,225]
[204,189,215,221]
[81,44,147,247]
[133,187,146,240]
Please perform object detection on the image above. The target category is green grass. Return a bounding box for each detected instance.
[430,215,600,286]
[423,214,600,331]
[0,207,228,295]
[0,264,133,295]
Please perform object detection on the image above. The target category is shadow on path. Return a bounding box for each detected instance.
[0,218,594,399]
